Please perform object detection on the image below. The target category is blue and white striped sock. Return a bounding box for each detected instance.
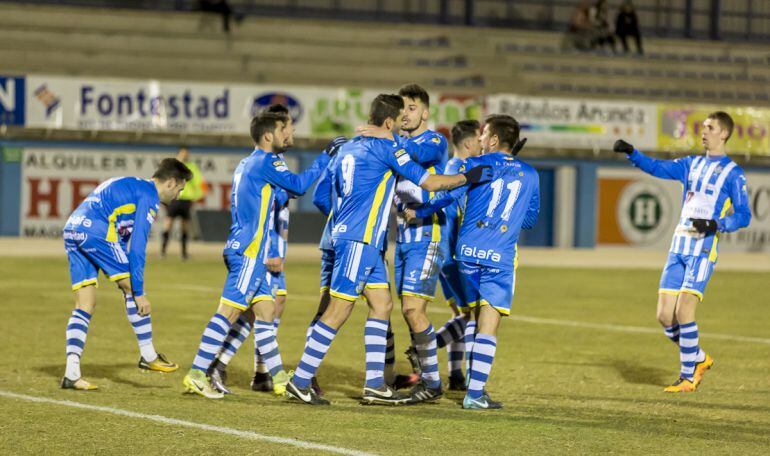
[467,334,497,399]
[679,322,700,380]
[124,293,157,362]
[294,321,337,389]
[192,313,231,373]
[664,324,680,344]
[436,316,466,349]
[464,320,477,379]
[413,325,441,389]
[254,320,283,376]
[65,309,92,380]
[448,340,465,379]
[364,318,388,388]
[384,326,395,384]
[218,315,252,366]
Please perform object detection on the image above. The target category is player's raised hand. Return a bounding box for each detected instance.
[324,136,348,157]
[613,139,635,154]
[512,138,528,156]
[690,218,719,234]
[356,124,393,140]
[463,165,494,184]
[135,295,152,316]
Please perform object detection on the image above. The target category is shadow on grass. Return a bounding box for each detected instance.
[37,363,166,389]
[609,359,670,386]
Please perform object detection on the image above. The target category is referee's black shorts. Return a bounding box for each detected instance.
[166,199,193,220]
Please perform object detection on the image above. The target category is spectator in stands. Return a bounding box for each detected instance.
[591,0,617,52]
[565,0,594,51]
[616,1,643,55]
[198,0,234,33]
[161,146,206,260]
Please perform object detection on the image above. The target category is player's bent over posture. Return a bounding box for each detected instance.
[61,158,192,390]
[410,115,537,409]
[182,112,338,399]
[284,94,492,406]
[614,111,751,393]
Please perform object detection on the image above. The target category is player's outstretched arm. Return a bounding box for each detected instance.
[264,136,346,196]
[412,186,468,220]
[614,139,689,182]
[420,166,493,192]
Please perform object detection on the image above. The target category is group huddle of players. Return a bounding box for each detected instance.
[59,83,751,410]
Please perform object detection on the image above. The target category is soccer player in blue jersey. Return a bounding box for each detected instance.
[435,120,483,390]
[285,94,492,406]
[409,114,538,409]
[61,158,192,390]
[183,112,340,399]
[613,111,751,393]
[359,83,455,400]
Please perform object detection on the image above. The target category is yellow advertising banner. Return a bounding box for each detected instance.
[658,104,770,155]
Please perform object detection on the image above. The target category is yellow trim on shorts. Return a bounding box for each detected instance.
[658,289,681,296]
[680,288,704,301]
[72,278,98,291]
[220,297,248,310]
[401,291,435,301]
[109,272,131,282]
[330,290,358,302]
[250,294,274,304]
[365,283,389,290]
[479,299,510,316]
[446,296,457,307]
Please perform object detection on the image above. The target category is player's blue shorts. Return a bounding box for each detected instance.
[659,252,715,301]
[439,259,468,309]
[220,252,272,310]
[394,241,446,301]
[330,239,389,302]
[64,230,130,291]
[458,261,516,316]
[270,270,287,297]
[319,248,334,293]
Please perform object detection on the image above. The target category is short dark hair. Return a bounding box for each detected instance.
[485,114,520,150]
[451,119,481,148]
[266,103,290,122]
[153,158,192,182]
[707,111,734,142]
[398,83,430,108]
[250,112,283,144]
[369,94,404,127]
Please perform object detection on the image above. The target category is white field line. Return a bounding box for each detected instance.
[168,284,770,346]
[0,390,376,456]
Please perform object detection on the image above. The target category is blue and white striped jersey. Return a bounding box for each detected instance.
[64,176,160,296]
[394,129,448,244]
[331,136,429,251]
[628,150,751,260]
[441,157,466,252]
[454,152,540,270]
[226,148,328,261]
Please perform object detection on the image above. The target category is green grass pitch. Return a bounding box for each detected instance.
[1,254,769,454]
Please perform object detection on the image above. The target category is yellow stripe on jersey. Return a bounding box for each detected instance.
[244,184,273,259]
[513,243,519,270]
[427,166,442,243]
[105,203,136,242]
[709,197,732,262]
[363,171,393,244]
